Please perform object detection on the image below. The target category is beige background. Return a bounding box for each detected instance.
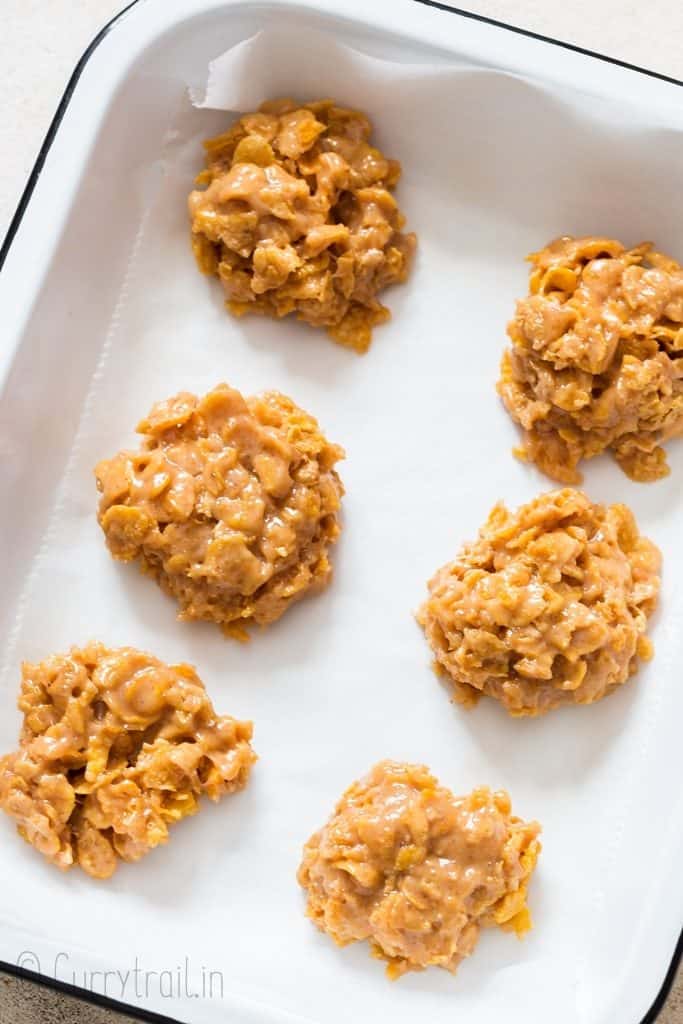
[0,1,681,1022]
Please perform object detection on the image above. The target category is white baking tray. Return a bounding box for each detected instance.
[0,2,682,1023]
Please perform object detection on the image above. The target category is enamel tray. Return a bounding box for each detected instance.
[0,2,681,1023]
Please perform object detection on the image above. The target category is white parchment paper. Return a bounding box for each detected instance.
[1,23,682,1024]
[192,26,467,110]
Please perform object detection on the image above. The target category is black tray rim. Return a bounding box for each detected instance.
[0,1,681,1021]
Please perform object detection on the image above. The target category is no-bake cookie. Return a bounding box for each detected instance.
[0,643,255,878]
[418,488,660,715]
[499,236,683,482]
[189,99,416,353]
[298,760,540,978]
[95,383,344,637]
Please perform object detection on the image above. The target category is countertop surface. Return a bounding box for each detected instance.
[0,1,681,1022]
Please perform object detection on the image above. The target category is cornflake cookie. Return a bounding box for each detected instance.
[298,761,541,978]
[418,489,661,716]
[0,643,255,878]
[95,384,344,638]
[189,98,416,353]
[498,236,683,482]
